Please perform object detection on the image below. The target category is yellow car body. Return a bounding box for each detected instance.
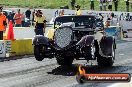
[45,28,55,40]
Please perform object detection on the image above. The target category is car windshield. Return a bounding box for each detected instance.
[54,15,96,28]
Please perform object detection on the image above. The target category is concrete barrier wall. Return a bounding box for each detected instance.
[0,39,33,58]
[4,27,53,39]
[3,27,35,39]
[10,39,33,56]
[120,21,132,30]
[13,27,35,39]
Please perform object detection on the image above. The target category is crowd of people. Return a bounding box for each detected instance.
[4,8,33,27]
[2,8,47,29]
[0,6,47,38]
[71,0,131,12]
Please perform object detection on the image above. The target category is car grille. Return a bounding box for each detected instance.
[54,27,72,48]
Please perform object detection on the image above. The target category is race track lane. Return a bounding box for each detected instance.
[0,40,132,87]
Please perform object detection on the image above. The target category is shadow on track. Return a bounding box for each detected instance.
[47,65,132,76]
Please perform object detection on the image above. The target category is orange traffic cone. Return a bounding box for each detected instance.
[7,20,14,40]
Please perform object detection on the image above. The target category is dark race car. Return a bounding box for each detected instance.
[33,15,116,67]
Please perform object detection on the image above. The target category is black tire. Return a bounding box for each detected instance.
[34,45,45,61]
[97,45,115,67]
[57,56,73,66]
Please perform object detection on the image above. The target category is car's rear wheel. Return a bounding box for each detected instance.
[34,45,45,61]
[97,44,115,67]
[56,56,73,66]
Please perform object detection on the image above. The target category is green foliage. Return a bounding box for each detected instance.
[0,0,131,12]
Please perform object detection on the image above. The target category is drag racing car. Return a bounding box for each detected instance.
[33,15,116,67]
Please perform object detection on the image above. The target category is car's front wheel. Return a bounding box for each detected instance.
[34,45,45,61]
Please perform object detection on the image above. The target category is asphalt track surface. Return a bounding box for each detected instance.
[0,32,131,87]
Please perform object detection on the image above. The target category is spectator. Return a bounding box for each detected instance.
[99,0,103,11]
[7,12,12,24]
[124,13,127,20]
[108,0,113,11]
[34,10,46,35]
[119,13,124,20]
[24,17,31,27]
[98,0,106,11]
[103,0,107,11]
[0,7,7,40]
[21,12,25,27]
[7,11,15,25]
[55,10,59,17]
[75,5,82,15]
[14,9,23,27]
[59,9,64,16]
[32,9,35,26]
[105,18,111,28]
[11,10,15,24]
[90,0,94,10]
[3,12,7,17]
[110,12,114,19]
[25,8,31,19]
[113,0,118,11]
[99,13,104,21]
[125,0,129,12]
[71,0,76,10]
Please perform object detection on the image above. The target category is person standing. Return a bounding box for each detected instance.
[21,12,25,27]
[99,0,103,11]
[14,9,23,27]
[59,9,64,16]
[99,13,104,21]
[75,5,82,15]
[71,0,76,10]
[34,10,46,36]
[0,7,7,40]
[108,0,113,11]
[90,0,94,10]
[32,9,35,26]
[54,10,59,17]
[125,0,129,12]
[11,10,15,25]
[25,8,31,19]
[103,0,107,11]
[7,12,12,24]
[98,0,107,11]
[113,0,118,11]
